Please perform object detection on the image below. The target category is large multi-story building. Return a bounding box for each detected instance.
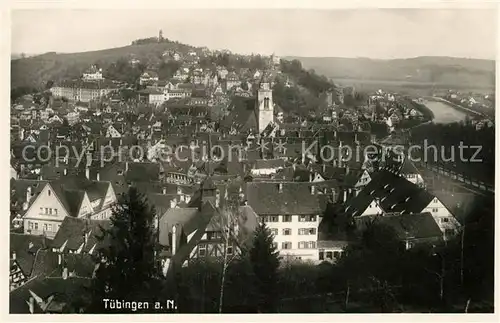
[50,80,117,102]
[246,182,327,262]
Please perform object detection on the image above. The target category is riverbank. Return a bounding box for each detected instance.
[409,99,434,120]
[427,97,486,119]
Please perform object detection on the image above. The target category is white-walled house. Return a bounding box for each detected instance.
[246,182,326,261]
[22,178,117,238]
[343,170,460,239]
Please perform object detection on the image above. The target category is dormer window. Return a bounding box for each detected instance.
[48,189,51,196]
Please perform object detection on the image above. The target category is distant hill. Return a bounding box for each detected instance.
[285,56,495,90]
[11,41,195,89]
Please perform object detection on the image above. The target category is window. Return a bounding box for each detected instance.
[308,241,316,249]
[28,222,33,230]
[48,190,51,196]
[43,224,47,231]
[48,224,52,232]
[45,208,49,214]
[298,241,305,249]
[299,228,317,235]
[34,223,38,230]
[273,242,278,250]
[49,209,52,215]
[319,251,325,260]
[40,207,43,213]
[334,251,340,259]
[227,246,233,255]
[270,228,278,236]
[326,252,333,259]
[432,208,439,213]
[433,198,438,203]
[282,242,292,249]
[282,229,292,235]
[198,244,206,257]
[442,218,449,223]
[269,216,279,222]
[282,215,292,222]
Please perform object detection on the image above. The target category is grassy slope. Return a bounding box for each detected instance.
[285,56,495,90]
[11,42,193,89]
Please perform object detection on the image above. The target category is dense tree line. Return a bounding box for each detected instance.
[11,86,39,101]
[157,61,181,80]
[104,58,147,86]
[280,59,333,95]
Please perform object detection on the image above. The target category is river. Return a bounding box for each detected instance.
[423,100,468,124]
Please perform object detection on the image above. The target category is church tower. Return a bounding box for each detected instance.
[256,75,274,134]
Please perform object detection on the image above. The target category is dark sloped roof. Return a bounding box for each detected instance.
[10,234,49,277]
[344,170,435,218]
[221,96,257,132]
[246,182,325,215]
[50,217,110,251]
[374,212,443,240]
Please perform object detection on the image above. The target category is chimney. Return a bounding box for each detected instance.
[311,185,315,195]
[28,296,35,314]
[170,198,177,209]
[172,224,177,256]
[26,186,32,204]
[278,183,283,193]
[215,189,220,208]
[62,267,68,280]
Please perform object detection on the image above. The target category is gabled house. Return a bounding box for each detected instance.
[342,170,460,239]
[22,177,117,238]
[105,124,122,138]
[245,181,328,261]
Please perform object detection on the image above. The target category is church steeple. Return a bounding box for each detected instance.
[256,74,274,134]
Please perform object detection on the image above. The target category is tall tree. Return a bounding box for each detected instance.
[86,187,159,313]
[249,221,280,312]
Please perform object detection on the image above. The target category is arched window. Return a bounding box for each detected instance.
[264,97,270,110]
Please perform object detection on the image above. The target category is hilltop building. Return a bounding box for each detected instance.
[82,65,103,81]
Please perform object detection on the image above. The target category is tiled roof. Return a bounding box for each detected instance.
[50,217,111,252]
[221,96,257,132]
[10,234,49,277]
[246,181,326,215]
[343,170,435,218]
[377,212,442,240]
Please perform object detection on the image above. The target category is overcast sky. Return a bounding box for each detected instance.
[11,9,497,59]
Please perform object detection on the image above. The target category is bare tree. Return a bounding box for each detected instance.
[217,204,240,313]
